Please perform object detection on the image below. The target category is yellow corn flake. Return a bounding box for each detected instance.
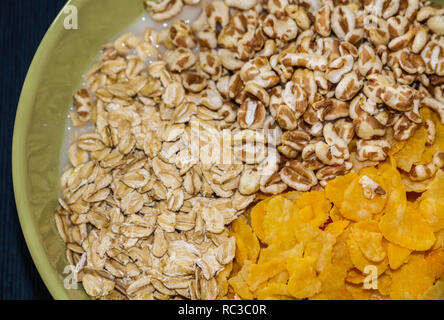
[250,198,268,243]
[233,236,249,268]
[325,172,358,218]
[331,230,355,271]
[268,270,289,284]
[352,221,386,263]
[256,283,292,300]
[345,269,365,284]
[219,290,235,300]
[380,203,435,251]
[392,123,427,172]
[401,172,434,193]
[378,163,436,251]
[326,169,386,221]
[433,229,444,249]
[329,206,344,222]
[359,166,386,183]
[343,172,386,220]
[390,254,436,300]
[216,262,233,299]
[282,191,303,201]
[421,107,444,163]
[265,195,293,215]
[231,218,260,266]
[325,220,350,237]
[257,243,303,264]
[426,248,444,279]
[287,256,321,299]
[228,260,254,300]
[345,269,392,296]
[325,172,357,205]
[377,272,392,297]
[311,264,352,300]
[293,218,321,245]
[304,232,336,273]
[347,237,388,275]
[419,170,444,232]
[387,243,412,270]
[294,191,331,227]
[247,259,287,292]
[379,161,406,209]
[263,196,298,248]
[346,284,380,300]
[297,206,314,224]
[388,132,406,156]
[421,280,444,300]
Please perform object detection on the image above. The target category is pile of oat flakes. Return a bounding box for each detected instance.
[55,0,444,300]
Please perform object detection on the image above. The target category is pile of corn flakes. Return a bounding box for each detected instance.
[224,108,444,300]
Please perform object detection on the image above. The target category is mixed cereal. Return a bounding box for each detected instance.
[55,0,444,300]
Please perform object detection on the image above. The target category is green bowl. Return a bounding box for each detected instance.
[12,0,144,299]
[12,0,444,300]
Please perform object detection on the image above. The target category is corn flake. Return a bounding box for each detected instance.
[426,248,444,279]
[421,280,444,300]
[228,260,254,300]
[329,206,344,222]
[347,237,388,275]
[390,254,435,300]
[287,256,321,299]
[352,221,387,263]
[256,283,292,300]
[379,164,436,251]
[419,170,444,232]
[247,259,287,292]
[331,230,355,271]
[304,232,336,273]
[346,284,380,300]
[217,262,233,299]
[345,269,365,284]
[387,242,412,270]
[250,198,268,243]
[257,243,303,264]
[433,229,444,249]
[311,264,352,300]
[231,218,260,266]
[380,203,435,251]
[377,272,392,297]
[392,124,427,172]
[263,196,298,248]
[325,220,350,237]
[401,172,434,193]
[421,107,444,163]
[326,169,386,221]
[294,191,331,228]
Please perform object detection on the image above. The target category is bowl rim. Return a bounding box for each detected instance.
[12,0,81,300]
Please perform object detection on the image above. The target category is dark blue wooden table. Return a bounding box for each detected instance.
[0,0,69,300]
